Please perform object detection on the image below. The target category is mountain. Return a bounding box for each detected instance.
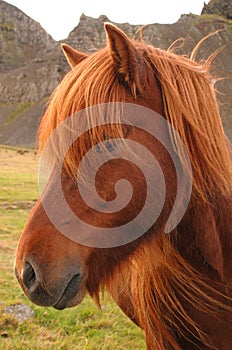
[202,0,232,19]
[0,0,56,73]
[0,0,232,146]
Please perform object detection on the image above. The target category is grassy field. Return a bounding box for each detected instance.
[0,146,146,350]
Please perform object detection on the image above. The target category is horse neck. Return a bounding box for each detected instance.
[177,192,232,283]
[104,192,232,349]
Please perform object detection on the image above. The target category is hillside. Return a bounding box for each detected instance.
[0,0,231,146]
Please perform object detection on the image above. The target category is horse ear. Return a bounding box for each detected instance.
[104,23,145,93]
[61,44,88,68]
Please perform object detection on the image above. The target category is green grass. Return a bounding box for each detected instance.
[4,102,34,126]
[200,13,232,23]
[0,147,146,349]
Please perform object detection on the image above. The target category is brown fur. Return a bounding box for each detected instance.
[16,24,232,349]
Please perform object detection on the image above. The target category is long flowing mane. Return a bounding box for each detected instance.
[37,33,232,349]
[106,234,231,350]
[147,45,232,200]
[39,41,232,201]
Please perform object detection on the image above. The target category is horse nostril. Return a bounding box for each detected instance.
[22,262,37,291]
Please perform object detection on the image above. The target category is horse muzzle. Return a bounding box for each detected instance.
[15,259,86,310]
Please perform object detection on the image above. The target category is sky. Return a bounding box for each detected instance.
[6,0,209,40]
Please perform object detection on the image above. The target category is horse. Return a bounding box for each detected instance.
[15,23,232,349]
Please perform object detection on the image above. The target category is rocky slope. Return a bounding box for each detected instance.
[202,0,232,19]
[0,0,231,146]
[0,0,56,73]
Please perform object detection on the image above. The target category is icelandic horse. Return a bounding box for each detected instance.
[15,23,232,349]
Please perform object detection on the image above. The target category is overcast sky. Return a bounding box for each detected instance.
[6,0,209,40]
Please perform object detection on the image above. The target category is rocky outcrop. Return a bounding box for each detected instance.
[66,14,140,52]
[0,0,62,105]
[0,1,231,147]
[202,0,232,19]
[0,0,64,146]
[0,0,57,73]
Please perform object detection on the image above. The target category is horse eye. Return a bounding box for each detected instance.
[96,141,115,153]
[106,141,114,152]
[95,144,101,153]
